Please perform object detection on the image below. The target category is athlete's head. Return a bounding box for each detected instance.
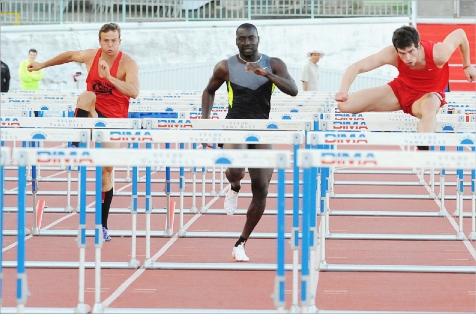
[98,23,122,56]
[28,49,37,62]
[236,23,260,59]
[392,26,420,68]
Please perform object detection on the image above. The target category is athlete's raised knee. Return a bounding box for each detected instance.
[337,101,359,114]
[77,91,96,111]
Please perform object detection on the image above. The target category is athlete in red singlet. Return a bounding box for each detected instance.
[334,26,475,139]
[87,49,131,118]
[28,23,140,241]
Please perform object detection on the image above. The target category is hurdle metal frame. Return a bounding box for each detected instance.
[308,131,476,241]
[7,147,291,313]
[298,149,476,275]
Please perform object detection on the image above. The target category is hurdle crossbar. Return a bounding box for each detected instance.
[10,148,291,312]
[298,149,476,274]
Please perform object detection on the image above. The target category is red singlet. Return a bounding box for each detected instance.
[86,49,130,118]
[388,40,448,116]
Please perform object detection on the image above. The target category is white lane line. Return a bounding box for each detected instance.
[422,179,476,260]
[102,190,224,308]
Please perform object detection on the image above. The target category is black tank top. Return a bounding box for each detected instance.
[226,54,274,119]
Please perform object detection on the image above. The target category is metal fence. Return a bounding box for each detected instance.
[2,0,474,26]
[1,0,414,25]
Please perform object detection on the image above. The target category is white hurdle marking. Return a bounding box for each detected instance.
[318,119,476,132]
[1,128,90,230]
[0,102,74,114]
[307,131,476,147]
[1,128,90,143]
[0,117,141,129]
[298,149,476,275]
[298,150,476,169]
[142,118,312,131]
[94,129,305,145]
[323,112,476,123]
[14,148,291,174]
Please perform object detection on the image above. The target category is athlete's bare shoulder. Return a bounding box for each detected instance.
[120,52,136,63]
[213,59,229,80]
[78,49,99,70]
[80,49,99,62]
[119,52,138,72]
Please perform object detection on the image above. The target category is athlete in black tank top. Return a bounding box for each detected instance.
[201,23,298,262]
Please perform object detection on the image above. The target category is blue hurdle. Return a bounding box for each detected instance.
[10,147,291,313]
[0,147,9,310]
[297,147,476,312]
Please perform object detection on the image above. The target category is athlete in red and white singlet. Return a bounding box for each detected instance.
[86,49,130,118]
[28,23,140,241]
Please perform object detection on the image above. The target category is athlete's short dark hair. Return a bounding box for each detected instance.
[99,23,121,40]
[392,26,420,50]
[236,23,258,36]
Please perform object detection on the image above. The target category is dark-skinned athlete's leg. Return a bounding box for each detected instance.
[228,143,274,262]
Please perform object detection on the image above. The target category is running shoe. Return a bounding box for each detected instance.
[232,243,249,262]
[102,227,111,242]
[224,189,239,215]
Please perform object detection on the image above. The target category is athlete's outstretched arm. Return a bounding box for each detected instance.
[434,29,476,82]
[27,50,93,72]
[336,45,396,102]
[202,60,227,119]
[434,29,470,66]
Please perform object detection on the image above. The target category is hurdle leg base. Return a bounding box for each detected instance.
[178,228,186,237]
[469,232,476,240]
[74,303,91,313]
[128,259,140,269]
[219,190,226,197]
[456,232,465,240]
[453,210,460,216]
[319,260,328,270]
[308,305,318,313]
[92,302,104,313]
[165,228,173,237]
[64,205,73,213]
[190,206,198,214]
[201,206,207,213]
[288,305,300,313]
[438,207,448,216]
[125,176,131,182]
[32,227,40,235]
[210,190,217,196]
[143,258,153,268]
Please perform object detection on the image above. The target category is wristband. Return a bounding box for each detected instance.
[463,64,471,70]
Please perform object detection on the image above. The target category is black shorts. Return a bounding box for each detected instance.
[96,109,108,118]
